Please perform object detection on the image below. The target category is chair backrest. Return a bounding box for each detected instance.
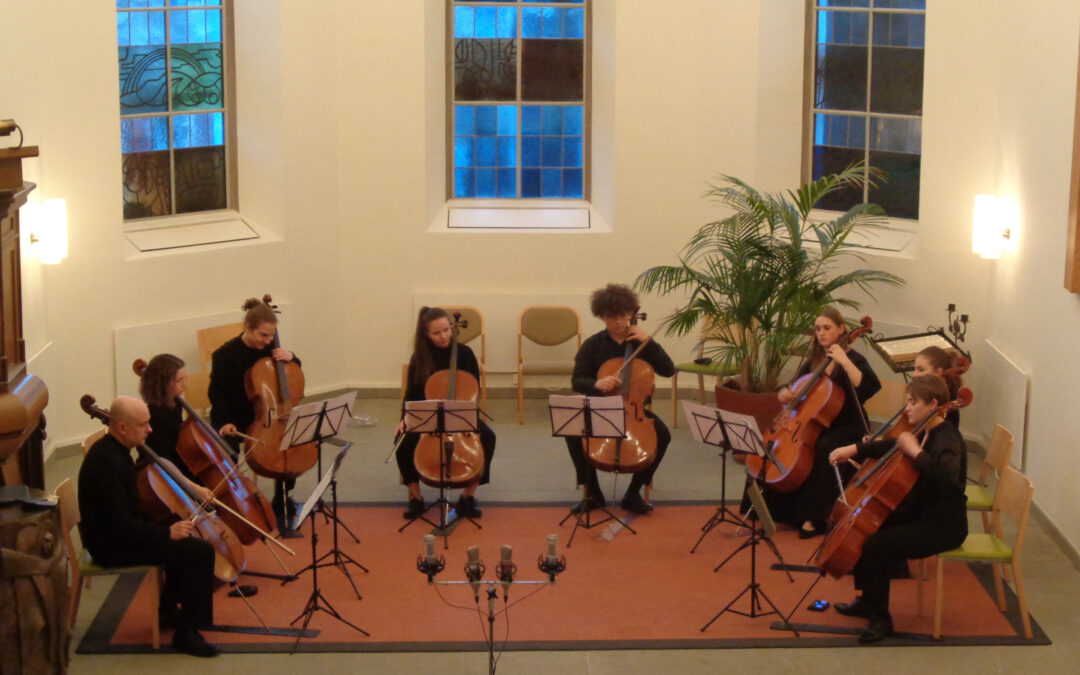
[53,478,80,582]
[864,379,908,419]
[185,371,212,412]
[991,466,1034,554]
[979,424,1015,484]
[81,429,107,457]
[196,322,244,372]
[440,306,483,346]
[519,306,580,347]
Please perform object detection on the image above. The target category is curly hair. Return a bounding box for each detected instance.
[241,296,277,330]
[139,353,185,408]
[589,284,639,318]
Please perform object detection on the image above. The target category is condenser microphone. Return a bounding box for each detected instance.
[466,545,483,599]
[496,544,516,597]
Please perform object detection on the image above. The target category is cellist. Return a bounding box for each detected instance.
[208,297,300,532]
[394,306,496,519]
[913,345,964,426]
[139,353,197,482]
[762,307,881,538]
[827,374,968,643]
[77,397,219,657]
[565,284,675,515]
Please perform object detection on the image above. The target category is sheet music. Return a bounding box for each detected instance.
[403,400,478,433]
[681,400,764,455]
[548,394,625,438]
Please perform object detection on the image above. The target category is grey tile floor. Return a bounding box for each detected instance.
[53,395,1079,674]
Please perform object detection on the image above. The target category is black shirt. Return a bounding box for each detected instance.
[78,432,170,565]
[403,343,481,407]
[208,335,301,432]
[146,402,196,482]
[571,329,676,396]
[793,348,880,434]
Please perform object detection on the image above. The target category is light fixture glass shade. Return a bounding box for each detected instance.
[973,194,1003,259]
[24,198,68,264]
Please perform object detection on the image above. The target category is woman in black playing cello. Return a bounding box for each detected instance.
[139,353,197,482]
[394,306,496,519]
[762,307,881,538]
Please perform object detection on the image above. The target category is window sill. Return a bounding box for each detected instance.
[807,209,918,258]
[122,210,281,259]
[429,200,612,233]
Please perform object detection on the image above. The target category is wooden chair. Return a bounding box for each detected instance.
[966,424,1015,534]
[55,478,163,648]
[924,466,1034,639]
[669,321,739,428]
[185,370,212,417]
[517,306,581,424]
[399,306,488,412]
[196,322,243,373]
[863,379,909,421]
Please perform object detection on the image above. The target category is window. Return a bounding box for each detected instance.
[450,0,588,200]
[806,0,925,220]
[117,0,233,221]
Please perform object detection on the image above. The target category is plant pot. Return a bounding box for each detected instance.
[713,384,783,464]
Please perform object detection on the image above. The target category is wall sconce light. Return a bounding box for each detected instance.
[24,199,68,265]
[0,119,24,149]
[972,194,1011,259]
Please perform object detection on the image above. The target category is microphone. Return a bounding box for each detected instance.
[538,534,566,581]
[466,545,483,599]
[496,544,516,598]
[547,535,558,564]
[415,534,445,580]
[425,534,437,564]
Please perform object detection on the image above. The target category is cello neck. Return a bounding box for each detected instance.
[271,327,291,401]
[175,396,236,458]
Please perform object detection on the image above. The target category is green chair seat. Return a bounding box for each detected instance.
[940,533,1013,562]
[79,549,156,577]
[965,484,993,510]
[673,360,737,377]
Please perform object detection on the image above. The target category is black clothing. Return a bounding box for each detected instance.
[565,329,676,499]
[762,348,881,528]
[395,343,495,486]
[78,433,214,631]
[146,403,196,482]
[851,421,968,613]
[208,335,300,434]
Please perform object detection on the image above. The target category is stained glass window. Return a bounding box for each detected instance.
[118,0,230,220]
[451,1,588,200]
[808,0,924,220]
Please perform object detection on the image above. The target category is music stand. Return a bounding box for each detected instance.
[682,400,759,553]
[398,398,482,545]
[549,394,637,547]
[701,481,799,636]
[289,443,368,651]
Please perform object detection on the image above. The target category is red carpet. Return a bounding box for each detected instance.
[77,503,1048,653]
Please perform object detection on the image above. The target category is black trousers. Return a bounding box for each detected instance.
[95,536,216,631]
[395,421,496,487]
[565,412,671,500]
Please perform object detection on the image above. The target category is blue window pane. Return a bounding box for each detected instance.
[814,113,826,145]
[454,6,474,38]
[151,116,169,149]
[130,11,149,45]
[455,137,473,167]
[476,169,497,198]
[475,6,496,38]
[117,12,130,46]
[522,106,542,135]
[174,114,190,148]
[497,105,516,136]
[566,8,585,39]
[496,169,516,198]
[496,7,516,38]
[828,115,848,146]
[149,11,166,44]
[563,169,583,198]
[476,106,497,135]
[125,116,169,152]
[455,168,475,198]
[909,14,925,49]
[522,169,542,197]
[210,112,223,145]
[172,9,188,42]
[541,137,562,166]
[542,7,562,39]
[541,169,561,197]
[850,116,866,145]
[521,137,541,167]
[190,10,207,43]
[455,106,475,135]
[118,0,130,7]
[207,9,221,41]
[541,106,562,135]
[476,137,497,166]
[522,8,542,38]
[131,0,148,7]
[564,106,583,134]
[496,137,516,167]
[563,137,582,167]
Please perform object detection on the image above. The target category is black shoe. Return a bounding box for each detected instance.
[403,497,425,519]
[858,612,894,643]
[228,584,258,598]
[620,491,653,514]
[798,523,827,539]
[834,597,875,618]
[158,604,180,631]
[570,496,603,514]
[172,629,220,657]
[455,495,482,519]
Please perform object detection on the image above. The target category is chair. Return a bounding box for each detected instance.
[517,306,581,424]
[863,379,909,421]
[399,306,488,411]
[966,424,1015,534]
[185,370,212,417]
[925,466,1034,640]
[669,321,738,428]
[55,478,163,649]
[196,322,244,373]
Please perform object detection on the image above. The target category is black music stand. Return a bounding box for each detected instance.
[549,394,637,548]
[682,400,758,553]
[701,481,799,636]
[398,398,482,547]
[289,443,368,651]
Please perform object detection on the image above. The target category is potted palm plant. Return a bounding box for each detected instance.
[635,164,904,428]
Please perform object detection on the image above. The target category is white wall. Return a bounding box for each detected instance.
[4,0,1080,551]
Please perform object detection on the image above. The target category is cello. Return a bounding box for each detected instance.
[816,388,973,579]
[413,312,485,488]
[827,356,971,526]
[586,310,657,474]
[746,316,874,493]
[243,295,319,481]
[80,395,246,583]
[132,359,285,550]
